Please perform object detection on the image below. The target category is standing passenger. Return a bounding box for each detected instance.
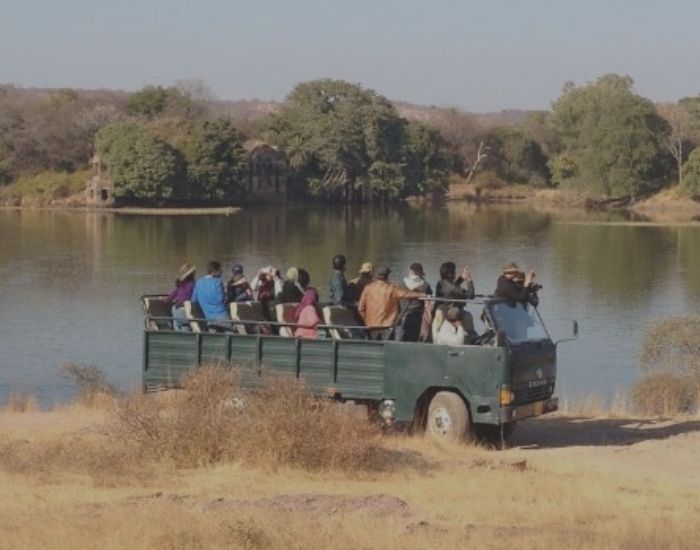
[347,262,373,303]
[165,263,196,331]
[401,262,432,342]
[358,266,426,340]
[328,254,350,306]
[494,262,540,305]
[435,261,475,305]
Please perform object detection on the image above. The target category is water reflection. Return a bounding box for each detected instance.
[0,205,698,405]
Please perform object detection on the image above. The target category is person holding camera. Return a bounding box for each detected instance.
[495,262,541,306]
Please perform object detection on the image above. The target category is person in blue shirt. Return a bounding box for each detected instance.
[192,261,230,329]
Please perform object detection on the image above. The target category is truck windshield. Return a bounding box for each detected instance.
[489,302,549,345]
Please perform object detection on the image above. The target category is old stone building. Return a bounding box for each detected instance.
[85,155,114,207]
[246,142,288,200]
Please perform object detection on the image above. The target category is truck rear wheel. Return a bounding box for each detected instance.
[426,391,472,442]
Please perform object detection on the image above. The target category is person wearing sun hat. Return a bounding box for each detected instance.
[347,261,374,303]
[495,261,538,303]
[165,262,196,331]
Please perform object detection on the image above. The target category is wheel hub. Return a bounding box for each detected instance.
[430,406,452,435]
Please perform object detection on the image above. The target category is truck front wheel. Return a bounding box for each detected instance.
[426,391,472,442]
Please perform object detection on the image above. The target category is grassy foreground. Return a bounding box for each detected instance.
[1,375,699,549]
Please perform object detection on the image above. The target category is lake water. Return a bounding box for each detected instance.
[1,203,699,406]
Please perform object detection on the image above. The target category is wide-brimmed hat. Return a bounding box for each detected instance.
[178,263,196,281]
[358,262,373,275]
[502,261,520,274]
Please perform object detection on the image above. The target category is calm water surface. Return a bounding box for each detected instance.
[1,203,699,405]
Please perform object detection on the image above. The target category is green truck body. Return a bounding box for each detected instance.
[143,300,565,441]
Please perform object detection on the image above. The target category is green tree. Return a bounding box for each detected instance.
[126,86,172,117]
[95,121,185,200]
[550,74,670,197]
[680,147,700,195]
[268,79,418,201]
[484,128,550,186]
[403,121,451,195]
[184,119,249,200]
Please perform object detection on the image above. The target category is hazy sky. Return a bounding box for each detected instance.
[1,0,698,112]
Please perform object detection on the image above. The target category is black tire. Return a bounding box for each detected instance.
[474,422,517,447]
[426,391,472,442]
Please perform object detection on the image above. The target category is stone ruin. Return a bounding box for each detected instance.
[85,155,114,207]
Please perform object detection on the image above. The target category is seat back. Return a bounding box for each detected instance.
[431,307,445,343]
[142,295,172,330]
[275,303,299,337]
[184,300,206,333]
[230,301,267,334]
[322,305,360,340]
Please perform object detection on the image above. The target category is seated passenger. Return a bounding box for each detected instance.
[495,262,540,305]
[277,267,306,304]
[346,262,373,303]
[295,288,322,339]
[401,262,432,342]
[435,307,467,346]
[358,266,426,341]
[435,261,475,305]
[192,261,230,329]
[226,264,253,303]
[165,263,196,331]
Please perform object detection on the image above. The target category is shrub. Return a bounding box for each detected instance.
[61,363,117,407]
[632,316,700,415]
[114,365,382,471]
[6,169,90,202]
[680,148,700,196]
[631,371,699,416]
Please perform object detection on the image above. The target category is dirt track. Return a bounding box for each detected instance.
[511,415,700,487]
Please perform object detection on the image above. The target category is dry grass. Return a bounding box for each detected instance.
[2,365,700,548]
[114,366,383,471]
[1,393,39,413]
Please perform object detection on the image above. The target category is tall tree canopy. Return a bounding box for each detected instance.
[268,79,448,201]
[183,119,249,201]
[96,121,185,200]
[550,74,670,197]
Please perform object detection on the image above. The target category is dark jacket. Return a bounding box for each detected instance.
[277,280,304,304]
[435,277,475,305]
[494,275,539,306]
[346,274,373,303]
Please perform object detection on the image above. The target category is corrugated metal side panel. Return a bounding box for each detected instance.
[261,338,297,375]
[144,332,198,389]
[336,341,385,398]
[200,334,229,365]
[299,340,333,392]
[230,335,257,363]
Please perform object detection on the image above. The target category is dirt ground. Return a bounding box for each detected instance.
[1,409,699,549]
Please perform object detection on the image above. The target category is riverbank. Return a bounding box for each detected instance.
[0,204,241,216]
[449,183,700,222]
[1,401,698,549]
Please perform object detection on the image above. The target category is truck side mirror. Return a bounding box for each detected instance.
[573,320,579,338]
[495,329,507,347]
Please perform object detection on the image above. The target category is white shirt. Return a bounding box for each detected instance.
[436,321,466,346]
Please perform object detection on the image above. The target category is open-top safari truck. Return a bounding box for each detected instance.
[141,296,577,444]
